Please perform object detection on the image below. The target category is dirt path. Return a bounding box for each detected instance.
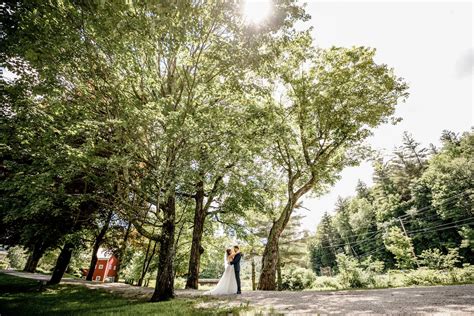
[2,270,474,314]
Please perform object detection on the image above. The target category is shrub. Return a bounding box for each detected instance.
[371,274,390,288]
[451,264,474,283]
[281,266,316,290]
[174,278,186,289]
[419,248,461,270]
[386,270,406,288]
[0,258,9,270]
[459,227,474,251]
[37,249,60,272]
[311,276,341,290]
[360,256,385,287]
[336,254,365,288]
[404,268,447,286]
[7,246,27,269]
[400,264,474,287]
[383,227,416,269]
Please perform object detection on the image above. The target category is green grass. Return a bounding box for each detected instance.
[308,266,474,291]
[0,273,249,315]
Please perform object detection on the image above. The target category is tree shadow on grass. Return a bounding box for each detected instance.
[0,274,143,315]
[0,274,247,315]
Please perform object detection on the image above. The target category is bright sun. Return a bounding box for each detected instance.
[242,0,273,25]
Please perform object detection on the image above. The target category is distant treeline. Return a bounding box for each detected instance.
[310,130,474,274]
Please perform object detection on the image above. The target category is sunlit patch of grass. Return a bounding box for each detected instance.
[0,273,251,315]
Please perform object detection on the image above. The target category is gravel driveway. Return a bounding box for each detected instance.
[2,270,473,314]
[229,286,474,314]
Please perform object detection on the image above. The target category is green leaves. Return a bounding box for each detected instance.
[309,130,473,273]
[383,226,416,269]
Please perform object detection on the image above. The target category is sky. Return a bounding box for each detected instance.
[295,1,473,232]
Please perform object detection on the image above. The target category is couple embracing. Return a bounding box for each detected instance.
[205,245,242,295]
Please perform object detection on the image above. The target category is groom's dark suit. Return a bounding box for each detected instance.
[230,252,242,294]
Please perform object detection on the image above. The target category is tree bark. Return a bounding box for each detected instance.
[150,193,176,301]
[251,257,256,291]
[184,172,225,289]
[48,241,75,285]
[138,238,153,287]
[276,246,282,291]
[23,241,46,272]
[86,210,113,281]
[258,176,314,291]
[138,239,157,287]
[258,201,294,290]
[114,221,132,282]
[185,180,206,290]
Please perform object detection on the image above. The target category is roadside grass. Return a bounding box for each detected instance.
[308,266,474,292]
[0,273,249,315]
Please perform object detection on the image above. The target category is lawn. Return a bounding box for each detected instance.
[0,273,248,315]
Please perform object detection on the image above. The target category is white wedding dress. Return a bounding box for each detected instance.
[204,254,237,295]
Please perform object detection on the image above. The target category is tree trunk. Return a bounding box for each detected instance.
[150,193,176,302]
[258,177,315,291]
[139,239,157,287]
[114,221,132,282]
[276,247,282,291]
[23,241,46,272]
[86,210,113,281]
[138,238,153,287]
[48,241,75,285]
[251,257,256,291]
[258,201,294,291]
[185,180,206,290]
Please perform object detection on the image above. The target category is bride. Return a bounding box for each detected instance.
[204,248,237,295]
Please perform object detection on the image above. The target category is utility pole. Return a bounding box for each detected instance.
[398,217,420,268]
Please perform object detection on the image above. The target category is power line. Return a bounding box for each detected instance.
[359,246,387,259]
[319,219,474,261]
[353,220,474,260]
[319,217,473,251]
[334,227,381,241]
[398,212,444,225]
[320,192,468,244]
[319,231,381,250]
[314,191,472,252]
[398,189,471,219]
[410,221,474,234]
[406,217,474,234]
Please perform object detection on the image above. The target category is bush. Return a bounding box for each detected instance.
[404,268,447,286]
[174,278,186,289]
[7,246,27,270]
[37,249,60,272]
[450,264,474,283]
[281,266,316,290]
[310,265,474,291]
[386,270,406,288]
[360,256,385,287]
[419,248,461,270]
[336,254,365,288]
[371,274,390,288]
[383,227,416,269]
[311,276,341,290]
[403,265,474,286]
[0,258,9,270]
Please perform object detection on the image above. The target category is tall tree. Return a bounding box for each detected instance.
[258,45,409,290]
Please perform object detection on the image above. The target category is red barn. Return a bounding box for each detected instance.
[83,249,119,282]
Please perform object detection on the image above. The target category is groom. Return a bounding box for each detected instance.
[230,245,242,294]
